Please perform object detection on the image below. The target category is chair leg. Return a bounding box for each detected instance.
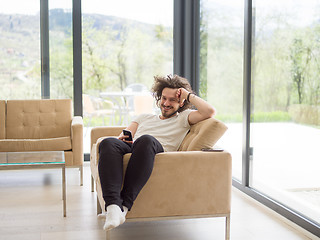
[106,230,111,240]
[80,166,83,186]
[97,196,102,215]
[225,214,230,240]
[91,175,94,192]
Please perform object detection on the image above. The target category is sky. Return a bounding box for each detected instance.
[0,0,174,26]
[1,0,319,27]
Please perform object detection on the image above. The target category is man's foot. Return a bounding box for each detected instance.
[103,204,127,231]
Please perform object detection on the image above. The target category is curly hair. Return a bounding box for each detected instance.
[152,74,194,112]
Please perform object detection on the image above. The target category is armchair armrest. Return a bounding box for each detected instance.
[71,116,84,165]
[90,126,125,153]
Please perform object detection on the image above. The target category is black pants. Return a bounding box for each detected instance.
[98,135,164,211]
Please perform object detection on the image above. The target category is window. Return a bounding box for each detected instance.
[200,0,244,181]
[82,0,174,153]
[251,0,320,225]
[49,1,73,99]
[0,0,41,99]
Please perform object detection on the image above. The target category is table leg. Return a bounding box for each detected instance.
[62,165,66,217]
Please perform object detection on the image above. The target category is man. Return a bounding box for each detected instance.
[98,74,216,231]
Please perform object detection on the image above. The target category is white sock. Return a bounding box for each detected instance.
[98,206,128,220]
[103,204,126,231]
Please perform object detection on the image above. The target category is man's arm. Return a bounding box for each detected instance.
[177,88,216,125]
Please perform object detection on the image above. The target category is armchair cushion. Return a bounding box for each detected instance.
[0,137,72,152]
[179,117,228,151]
[6,99,72,139]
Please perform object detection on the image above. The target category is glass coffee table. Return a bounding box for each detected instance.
[0,151,66,217]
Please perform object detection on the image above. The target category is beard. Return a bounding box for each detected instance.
[160,104,179,118]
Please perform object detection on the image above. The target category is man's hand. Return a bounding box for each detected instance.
[176,88,190,107]
[117,123,138,144]
[118,133,133,144]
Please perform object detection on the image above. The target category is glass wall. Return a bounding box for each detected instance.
[82,0,174,153]
[199,0,244,181]
[49,1,73,99]
[251,0,320,225]
[0,0,41,99]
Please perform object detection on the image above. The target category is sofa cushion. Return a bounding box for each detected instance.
[0,100,5,139]
[0,137,72,152]
[6,99,72,139]
[178,117,228,151]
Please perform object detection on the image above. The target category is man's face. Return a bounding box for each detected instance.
[160,88,180,119]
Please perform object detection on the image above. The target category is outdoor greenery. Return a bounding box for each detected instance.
[200,1,320,125]
[81,14,173,95]
[289,104,320,126]
[216,111,291,123]
[0,13,41,99]
[1,4,320,127]
[0,9,172,101]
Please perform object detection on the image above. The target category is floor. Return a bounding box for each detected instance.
[0,163,318,240]
[216,122,320,224]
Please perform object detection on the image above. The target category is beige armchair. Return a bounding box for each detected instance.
[0,99,84,185]
[90,117,232,239]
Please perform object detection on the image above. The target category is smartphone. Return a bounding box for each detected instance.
[201,147,224,152]
[122,129,133,141]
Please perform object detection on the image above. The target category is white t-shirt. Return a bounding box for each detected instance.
[133,109,193,152]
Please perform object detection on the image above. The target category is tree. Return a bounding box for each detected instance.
[290,38,312,104]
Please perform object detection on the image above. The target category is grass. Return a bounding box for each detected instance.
[215,111,291,123]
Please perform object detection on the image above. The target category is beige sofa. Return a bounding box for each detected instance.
[0,99,84,185]
[90,117,232,240]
